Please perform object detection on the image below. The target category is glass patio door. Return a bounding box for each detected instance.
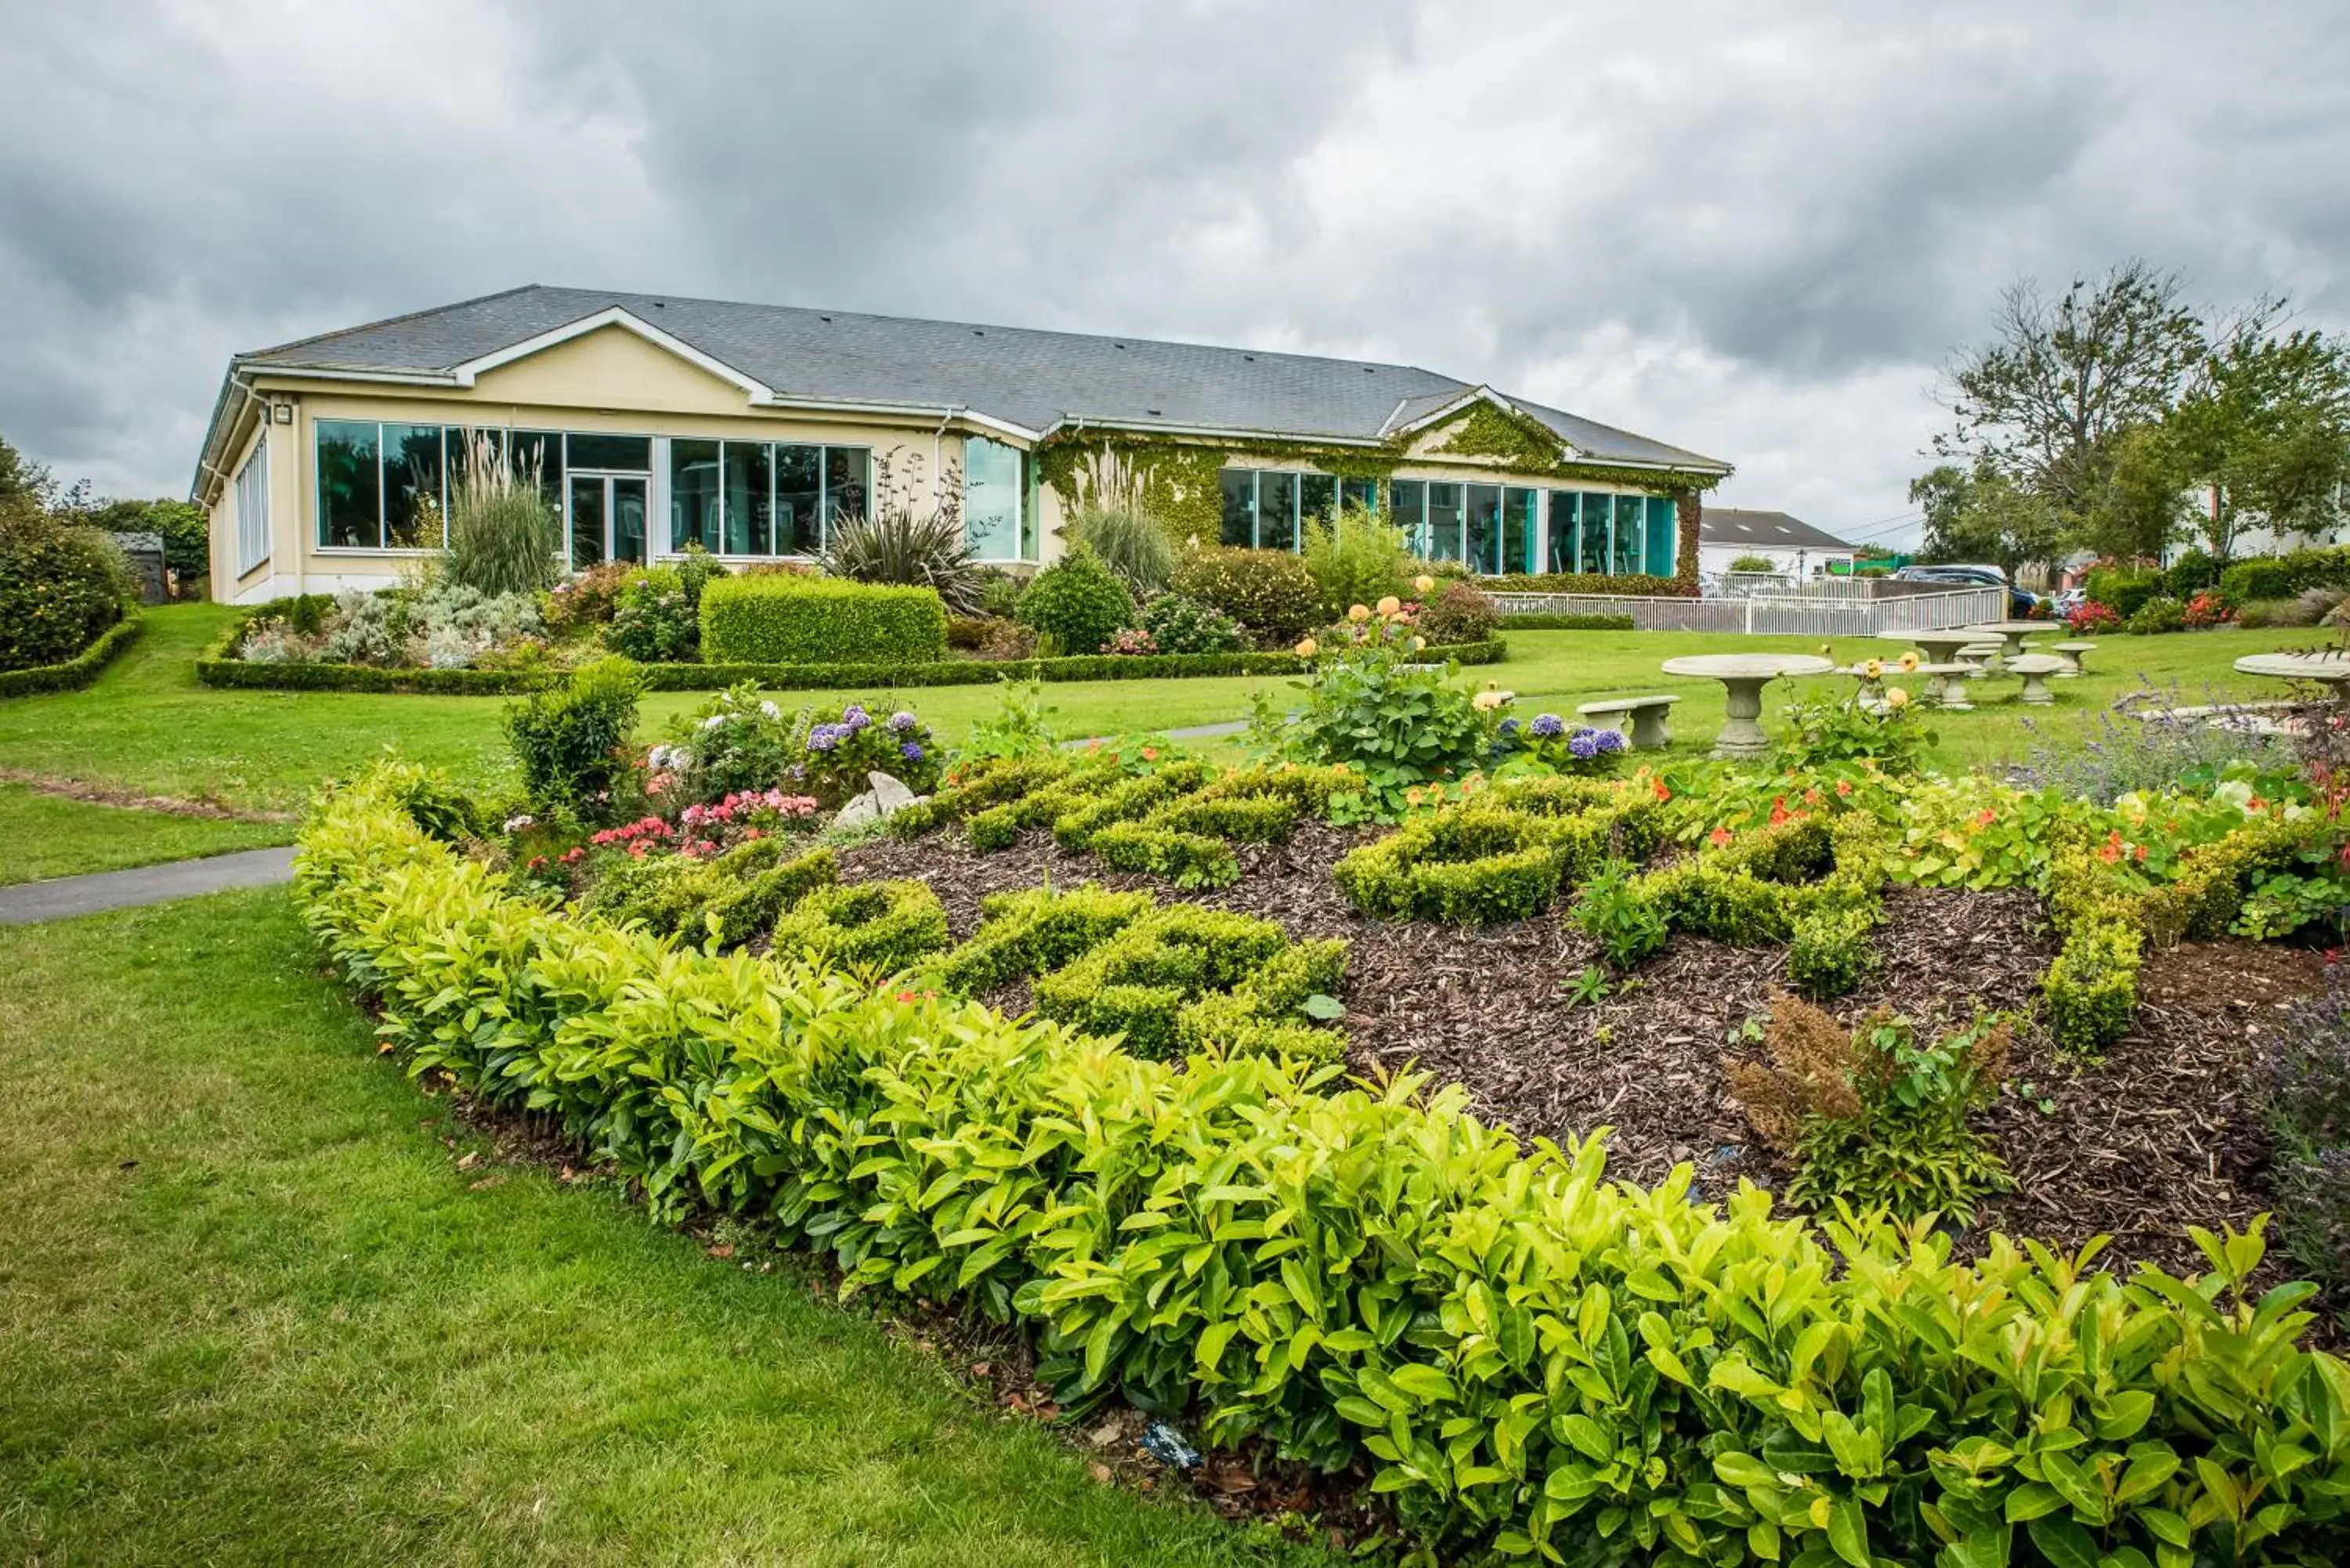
[568,473,648,570]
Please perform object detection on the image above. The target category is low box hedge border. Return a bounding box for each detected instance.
[1496,612,1636,631]
[0,612,143,699]
[194,621,1508,695]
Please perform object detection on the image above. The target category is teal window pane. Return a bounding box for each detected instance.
[1340,476,1378,514]
[1644,496,1676,576]
[1547,491,1578,573]
[1579,493,1611,573]
[722,442,770,555]
[775,445,821,554]
[822,447,870,547]
[1466,483,1502,573]
[1427,482,1463,562]
[1258,471,1298,551]
[1613,496,1643,573]
[964,437,1023,560]
[1505,488,1538,575]
[1299,473,1336,530]
[1390,479,1426,556]
[671,439,721,552]
[1219,468,1256,547]
[315,419,380,548]
[381,423,443,547]
[566,433,651,471]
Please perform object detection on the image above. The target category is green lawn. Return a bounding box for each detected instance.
[0,784,289,887]
[0,888,1331,1567]
[0,602,2330,851]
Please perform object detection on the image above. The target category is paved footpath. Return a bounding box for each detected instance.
[0,847,296,925]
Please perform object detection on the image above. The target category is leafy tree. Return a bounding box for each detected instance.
[78,497,210,579]
[2075,423,2190,562]
[1909,459,2064,577]
[2161,309,2350,558]
[1933,260,2204,526]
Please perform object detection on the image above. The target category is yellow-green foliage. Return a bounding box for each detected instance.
[1336,778,1662,923]
[769,878,949,974]
[295,763,2350,1568]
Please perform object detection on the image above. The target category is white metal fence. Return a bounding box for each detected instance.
[1493,584,2006,638]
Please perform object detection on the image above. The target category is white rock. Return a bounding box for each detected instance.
[866,771,916,811]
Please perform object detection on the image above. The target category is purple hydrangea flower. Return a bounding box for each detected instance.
[806,724,841,753]
[1593,728,1628,754]
[1499,717,1521,736]
[886,710,918,733]
[1567,731,1600,761]
[842,704,871,730]
[1529,713,1567,739]
[900,741,925,763]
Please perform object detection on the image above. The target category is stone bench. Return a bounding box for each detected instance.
[1955,641,2005,677]
[1578,694,1679,750]
[2048,640,2095,677]
[2004,654,2068,705]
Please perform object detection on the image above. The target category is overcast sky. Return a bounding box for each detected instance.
[4,0,2345,547]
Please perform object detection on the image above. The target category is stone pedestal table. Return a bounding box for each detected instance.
[1660,652,1836,758]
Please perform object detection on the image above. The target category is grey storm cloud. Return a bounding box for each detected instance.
[2,0,2346,542]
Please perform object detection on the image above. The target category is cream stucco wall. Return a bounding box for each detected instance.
[208,325,1046,604]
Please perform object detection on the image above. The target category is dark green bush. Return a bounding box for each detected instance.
[501,656,645,821]
[1013,548,1133,656]
[2218,547,2350,605]
[0,511,131,671]
[1415,581,1499,645]
[1170,547,1325,645]
[1138,591,1246,654]
[0,612,140,697]
[2163,547,2223,598]
[2126,594,2187,634]
[1482,569,1694,597]
[2082,565,2164,618]
[700,575,947,664]
[606,566,701,662]
[1497,612,1636,630]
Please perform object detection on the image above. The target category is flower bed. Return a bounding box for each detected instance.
[299,761,2350,1568]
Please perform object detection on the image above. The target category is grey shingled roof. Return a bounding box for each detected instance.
[236,284,1730,470]
[1699,508,1856,551]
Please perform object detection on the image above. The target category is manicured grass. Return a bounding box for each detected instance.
[0,888,1331,1567]
[1,604,2329,820]
[0,784,288,887]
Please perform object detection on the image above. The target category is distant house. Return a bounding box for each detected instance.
[190,284,1732,605]
[1697,508,1856,578]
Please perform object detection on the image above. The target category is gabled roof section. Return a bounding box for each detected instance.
[1699,508,1856,551]
[446,305,777,401]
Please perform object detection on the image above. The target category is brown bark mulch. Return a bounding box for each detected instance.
[837,823,2333,1281]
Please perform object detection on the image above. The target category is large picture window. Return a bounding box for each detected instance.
[233,439,269,574]
[1216,467,1376,551]
[669,439,870,558]
[320,420,569,550]
[1542,490,1673,578]
[964,437,1027,562]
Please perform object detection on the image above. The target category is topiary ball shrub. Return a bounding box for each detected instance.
[1169,547,1323,647]
[0,512,132,671]
[1014,547,1133,656]
[1416,581,1499,646]
[1138,591,1246,654]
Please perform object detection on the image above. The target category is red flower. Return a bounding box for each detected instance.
[1651,778,1672,801]
[1835,779,1853,797]
[1708,826,1734,847]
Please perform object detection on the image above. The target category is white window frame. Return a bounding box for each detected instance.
[233,438,270,575]
[964,436,1030,565]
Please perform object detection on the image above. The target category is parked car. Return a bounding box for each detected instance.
[1891,564,2038,617]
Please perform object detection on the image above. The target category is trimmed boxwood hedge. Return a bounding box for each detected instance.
[195,616,1509,695]
[700,575,947,665]
[0,612,142,698]
[1496,612,1636,630]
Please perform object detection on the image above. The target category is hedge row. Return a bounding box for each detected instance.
[0,611,142,698]
[700,575,949,665]
[296,763,2350,1567]
[1495,613,1637,631]
[1484,571,1697,598]
[196,632,1509,695]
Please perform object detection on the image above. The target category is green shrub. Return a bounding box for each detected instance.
[1138,591,1246,654]
[887,753,1083,840]
[2083,565,2164,618]
[2126,594,2187,634]
[607,566,701,662]
[1086,820,1240,888]
[1170,547,1324,645]
[0,612,140,697]
[1569,859,1670,966]
[1726,996,2012,1223]
[0,511,130,671]
[770,879,950,974]
[821,498,985,614]
[1728,554,1777,573]
[1048,761,1217,851]
[2046,919,2142,1054]
[1414,581,1499,646]
[1481,570,1694,596]
[1299,503,1408,620]
[1013,547,1133,656]
[501,656,645,821]
[1340,807,1570,923]
[2218,549,2350,605]
[1032,905,1299,1057]
[1497,612,1636,630]
[295,768,2350,1568]
[700,575,947,664]
[936,883,1154,995]
[1788,902,1880,997]
[2164,547,2223,598]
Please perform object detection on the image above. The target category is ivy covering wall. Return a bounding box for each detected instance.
[1034,399,1723,581]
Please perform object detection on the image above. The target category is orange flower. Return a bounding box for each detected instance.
[2134,844,2147,861]
[1835,779,1853,797]
[1141,746,1159,761]
[1769,797,1793,828]
[1975,808,1997,828]
[1708,826,1734,847]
